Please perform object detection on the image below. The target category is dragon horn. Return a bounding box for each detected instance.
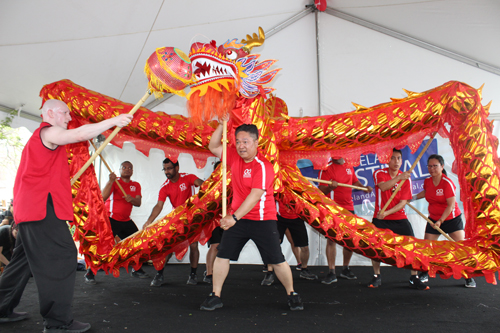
[241,27,266,54]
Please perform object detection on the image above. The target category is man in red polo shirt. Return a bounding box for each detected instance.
[318,158,372,284]
[142,158,203,286]
[84,161,147,284]
[200,123,303,311]
[0,99,132,332]
[368,149,429,290]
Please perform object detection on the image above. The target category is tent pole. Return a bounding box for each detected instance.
[315,9,322,116]
[324,7,500,76]
[265,5,315,38]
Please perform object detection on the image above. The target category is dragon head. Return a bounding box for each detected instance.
[186,27,281,123]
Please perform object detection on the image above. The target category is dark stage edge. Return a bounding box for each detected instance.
[1,264,498,332]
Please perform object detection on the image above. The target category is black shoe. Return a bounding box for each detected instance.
[203,271,212,284]
[84,270,96,285]
[187,273,198,285]
[200,292,223,311]
[409,275,430,290]
[262,265,268,272]
[261,272,274,286]
[0,311,29,323]
[340,267,357,280]
[150,273,164,287]
[465,278,476,288]
[287,292,304,311]
[299,268,318,280]
[131,268,150,279]
[43,320,91,333]
[296,263,302,271]
[368,275,382,288]
[419,272,429,283]
[321,272,337,284]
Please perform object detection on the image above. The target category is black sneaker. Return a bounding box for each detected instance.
[321,272,337,284]
[187,273,198,285]
[296,263,302,271]
[0,312,29,323]
[409,275,430,290]
[419,272,429,283]
[261,272,274,286]
[287,292,304,311]
[150,273,164,287]
[43,320,91,333]
[84,271,96,285]
[368,275,382,288]
[299,268,318,280]
[262,265,268,272]
[203,271,212,284]
[131,268,150,279]
[465,278,476,288]
[340,267,357,280]
[200,292,223,311]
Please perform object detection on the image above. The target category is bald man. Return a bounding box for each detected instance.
[0,100,132,332]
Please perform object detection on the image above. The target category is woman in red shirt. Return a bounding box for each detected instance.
[415,154,475,288]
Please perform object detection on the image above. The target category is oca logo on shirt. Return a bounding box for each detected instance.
[179,183,187,191]
[130,185,137,192]
[436,189,444,196]
[243,169,252,178]
[346,168,352,175]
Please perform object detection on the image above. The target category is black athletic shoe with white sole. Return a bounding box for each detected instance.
[409,275,430,290]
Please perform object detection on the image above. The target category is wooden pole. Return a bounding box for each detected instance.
[304,176,369,192]
[379,133,436,215]
[222,119,227,217]
[89,140,127,197]
[71,91,150,185]
[406,202,455,242]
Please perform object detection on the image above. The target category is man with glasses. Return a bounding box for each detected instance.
[142,158,203,287]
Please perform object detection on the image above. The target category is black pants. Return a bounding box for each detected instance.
[0,196,76,327]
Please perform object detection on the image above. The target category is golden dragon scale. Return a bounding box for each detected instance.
[40,79,500,283]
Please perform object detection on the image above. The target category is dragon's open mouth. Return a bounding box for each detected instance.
[190,53,238,85]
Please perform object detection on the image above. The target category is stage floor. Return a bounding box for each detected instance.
[1,264,497,332]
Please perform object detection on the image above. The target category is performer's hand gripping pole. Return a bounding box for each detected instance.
[406,202,455,242]
[89,140,127,197]
[379,132,436,216]
[71,91,151,185]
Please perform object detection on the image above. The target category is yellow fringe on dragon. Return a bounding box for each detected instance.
[40,27,500,284]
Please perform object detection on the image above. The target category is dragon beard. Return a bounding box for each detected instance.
[186,84,237,124]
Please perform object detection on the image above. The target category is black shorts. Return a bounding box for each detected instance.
[372,218,415,237]
[277,216,308,247]
[208,226,224,247]
[110,218,139,240]
[217,219,286,264]
[425,214,464,235]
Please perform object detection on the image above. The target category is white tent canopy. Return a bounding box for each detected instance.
[1,0,500,266]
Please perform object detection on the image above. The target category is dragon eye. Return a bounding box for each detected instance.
[226,50,238,60]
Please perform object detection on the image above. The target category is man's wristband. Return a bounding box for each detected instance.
[232,214,239,222]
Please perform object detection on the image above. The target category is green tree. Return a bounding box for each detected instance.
[0,111,33,210]
[0,111,27,187]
